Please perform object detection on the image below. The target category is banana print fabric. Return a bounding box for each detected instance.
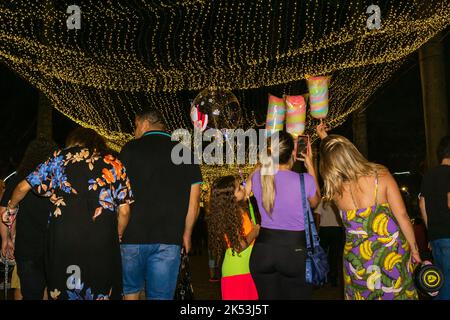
[341,203,418,300]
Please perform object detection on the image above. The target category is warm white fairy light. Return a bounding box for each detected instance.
[1,0,448,189]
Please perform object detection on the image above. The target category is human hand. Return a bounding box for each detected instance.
[316,122,329,140]
[1,237,14,260]
[301,140,314,173]
[1,206,9,226]
[2,206,17,227]
[253,224,261,237]
[183,234,192,254]
[411,248,422,264]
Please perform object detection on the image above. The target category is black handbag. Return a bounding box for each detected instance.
[300,174,329,286]
[414,261,444,296]
[174,250,195,300]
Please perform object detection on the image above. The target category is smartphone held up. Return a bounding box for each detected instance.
[296,135,310,161]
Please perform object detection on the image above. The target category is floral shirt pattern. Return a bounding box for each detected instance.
[27,148,134,221]
[26,147,134,300]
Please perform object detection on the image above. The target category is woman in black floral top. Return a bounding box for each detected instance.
[2,128,134,300]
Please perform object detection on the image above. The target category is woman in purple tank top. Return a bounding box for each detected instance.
[246,131,321,300]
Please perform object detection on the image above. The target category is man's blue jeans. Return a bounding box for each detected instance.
[431,238,450,300]
[120,244,181,300]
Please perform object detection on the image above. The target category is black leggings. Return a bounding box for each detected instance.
[249,228,312,300]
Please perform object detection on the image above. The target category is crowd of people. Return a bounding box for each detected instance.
[0,109,449,300]
[205,124,449,300]
[1,109,201,300]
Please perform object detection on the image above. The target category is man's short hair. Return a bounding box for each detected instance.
[136,108,165,128]
[437,134,450,163]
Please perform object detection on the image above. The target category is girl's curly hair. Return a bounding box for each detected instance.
[206,175,247,262]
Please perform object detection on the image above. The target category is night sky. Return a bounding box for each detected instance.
[1,36,449,191]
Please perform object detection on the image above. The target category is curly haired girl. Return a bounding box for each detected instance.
[207,175,260,300]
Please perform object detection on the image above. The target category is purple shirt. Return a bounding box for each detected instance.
[252,170,317,231]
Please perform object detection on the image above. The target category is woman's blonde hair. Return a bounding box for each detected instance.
[319,134,384,201]
[260,131,295,215]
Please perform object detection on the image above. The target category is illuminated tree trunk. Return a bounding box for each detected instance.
[352,109,368,159]
[419,33,449,168]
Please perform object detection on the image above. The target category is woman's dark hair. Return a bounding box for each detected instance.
[65,127,109,155]
[17,138,58,180]
[437,135,450,163]
[206,175,247,262]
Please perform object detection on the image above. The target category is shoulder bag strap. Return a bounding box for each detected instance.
[300,174,320,251]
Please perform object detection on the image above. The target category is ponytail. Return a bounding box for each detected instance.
[258,131,295,216]
[260,149,276,215]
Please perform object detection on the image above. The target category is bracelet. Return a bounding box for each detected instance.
[7,200,17,209]
[7,200,19,216]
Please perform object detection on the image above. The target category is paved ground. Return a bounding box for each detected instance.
[1,250,344,301]
[188,251,344,300]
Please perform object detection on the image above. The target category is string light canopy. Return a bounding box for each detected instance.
[1,0,449,189]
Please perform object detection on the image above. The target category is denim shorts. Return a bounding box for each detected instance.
[431,238,450,300]
[120,244,181,299]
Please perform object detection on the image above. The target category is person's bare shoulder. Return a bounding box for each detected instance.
[375,166,400,193]
[372,165,391,182]
[374,164,389,176]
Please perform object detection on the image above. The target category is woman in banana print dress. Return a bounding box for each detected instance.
[318,131,421,300]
